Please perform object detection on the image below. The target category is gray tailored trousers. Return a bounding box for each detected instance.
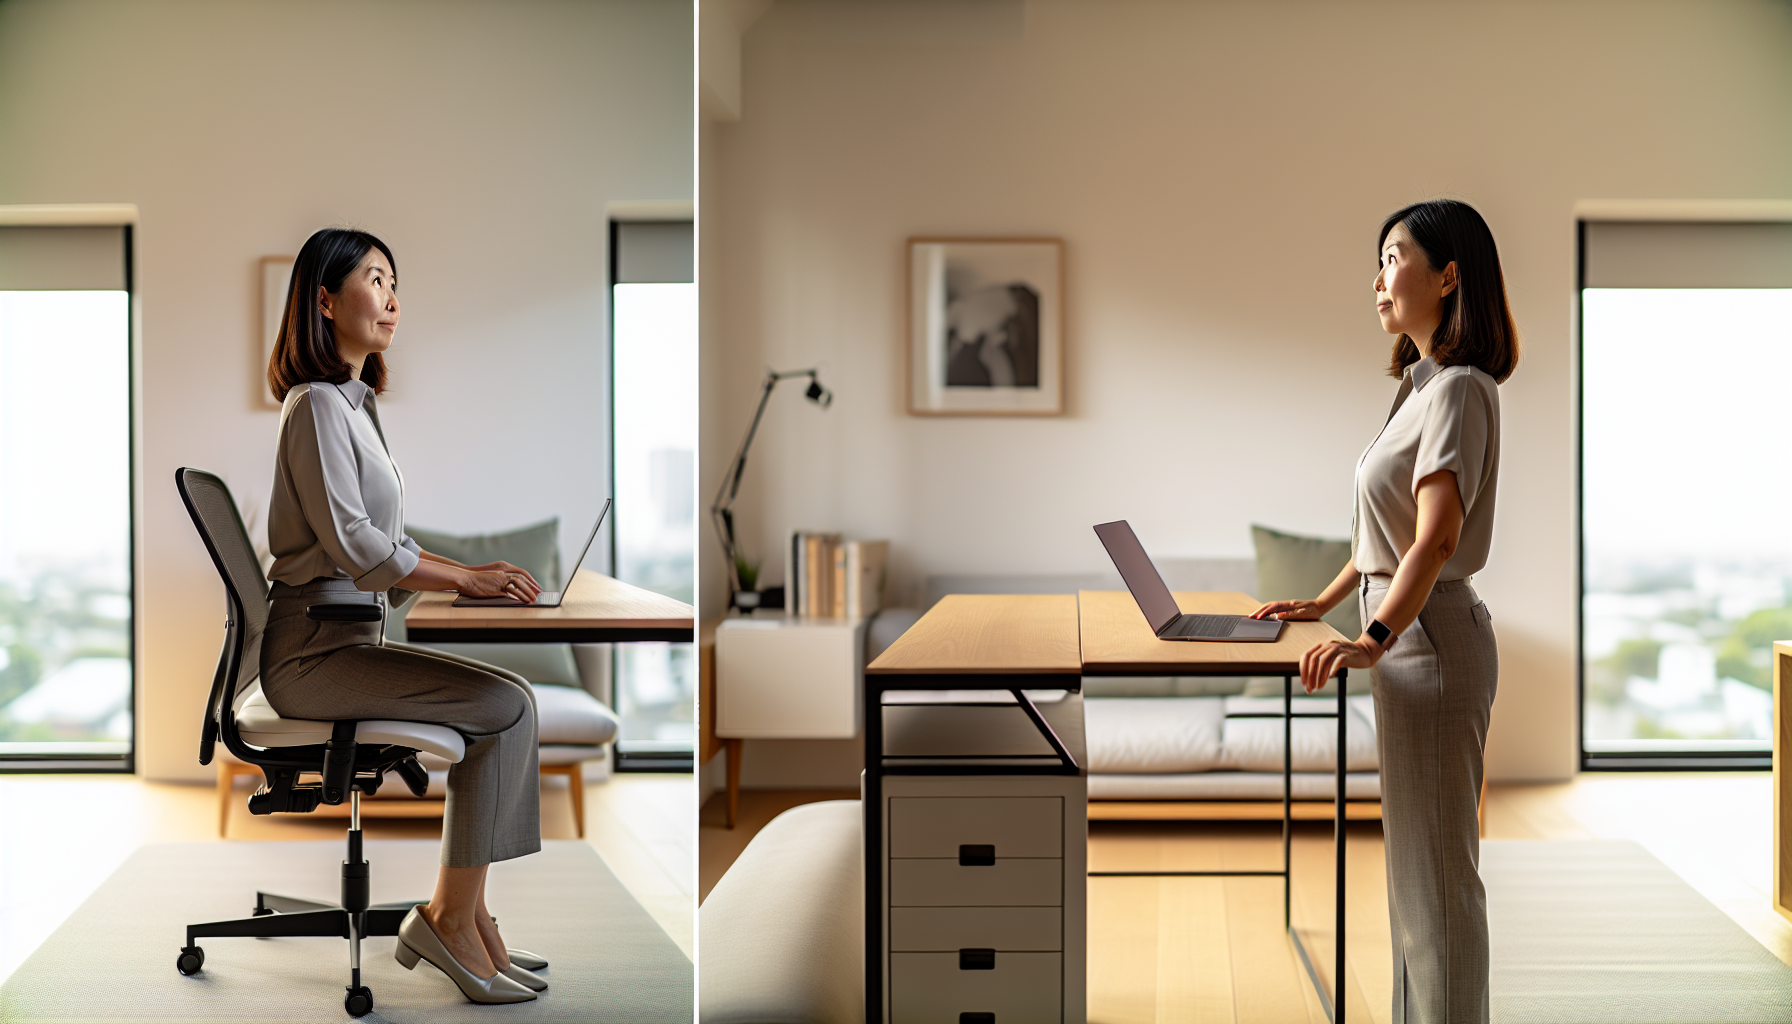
[261,578,541,868]
[1363,574,1497,1024]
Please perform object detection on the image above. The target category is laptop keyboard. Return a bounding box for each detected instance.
[1170,614,1240,637]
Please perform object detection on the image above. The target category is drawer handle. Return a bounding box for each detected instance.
[958,844,996,866]
[960,1015,996,1024]
[959,948,996,970]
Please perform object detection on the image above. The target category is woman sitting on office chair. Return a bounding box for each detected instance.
[1250,200,1517,1024]
[261,227,548,1005]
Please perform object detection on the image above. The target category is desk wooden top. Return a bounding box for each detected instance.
[1078,590,1348,676]
[404,568,694,643]
[866,594,1081,678]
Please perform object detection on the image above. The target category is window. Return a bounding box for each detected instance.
[0,222,134,771]
[1579,219,1792,769]
[609,219,695,771]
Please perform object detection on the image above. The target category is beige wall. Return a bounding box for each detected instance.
[702,0,1792,783]
[0,0,692,781]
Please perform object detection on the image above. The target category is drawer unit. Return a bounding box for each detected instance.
[889,951,1062,1024]
[889,858,1062,907]
[890,907,1062,952]
[889,797,1062,859]
[872,708,1086,1023]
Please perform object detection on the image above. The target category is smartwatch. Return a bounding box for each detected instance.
[1367,619,1397,651]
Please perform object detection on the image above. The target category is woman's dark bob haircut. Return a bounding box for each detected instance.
[1379,200,1520,384]
[267,228,396,402]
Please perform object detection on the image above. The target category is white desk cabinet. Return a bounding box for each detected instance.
[716,616,865,739]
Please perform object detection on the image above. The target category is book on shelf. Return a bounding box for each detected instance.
[786,532,888,618]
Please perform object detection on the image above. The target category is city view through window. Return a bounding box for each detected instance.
[1582,287,1792,752]
[0,290,132,760]
[613,280,696,747]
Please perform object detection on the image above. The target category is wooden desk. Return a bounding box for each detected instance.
[1079,589,1347,675]
[867,593,1082,685]
[404,568,694,644]
[864,595,1086,1024]
[1081,588,1352,1022]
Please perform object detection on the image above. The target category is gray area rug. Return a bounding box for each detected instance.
[0,840,690,1023]
[1486,839,1792,1023]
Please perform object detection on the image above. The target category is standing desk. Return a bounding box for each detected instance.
[404,568,695,643]
[1080,589,1352,1022]
[864,595,1086,1024]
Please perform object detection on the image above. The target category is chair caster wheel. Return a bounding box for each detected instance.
[176,946,205,975]
[344,985,374,1017]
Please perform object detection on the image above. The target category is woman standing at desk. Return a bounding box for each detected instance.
[262,228,549,1004]
[1251,199,1518,1024]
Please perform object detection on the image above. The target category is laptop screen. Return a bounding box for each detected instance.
[1093,520,1181,634]
[562,499,611,588]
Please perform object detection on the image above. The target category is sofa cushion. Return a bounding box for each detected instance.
[1089,771,1382,800]
[1084,697,1224,774]
[407,517,562,590]
[1220,695,1378,772]
[534,683,619,746]
[700,800,863,1023]
[413,642,583,687]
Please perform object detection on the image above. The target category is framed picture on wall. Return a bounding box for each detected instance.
[906,237,1063,415]
[259,256,294,409]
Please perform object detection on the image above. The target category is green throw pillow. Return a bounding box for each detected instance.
[407,518,562,591]
[1251,524,1368,696]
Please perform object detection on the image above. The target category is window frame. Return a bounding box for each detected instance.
[606,213,696,774]
[1575,214,1791,772]
[0,213,137,773]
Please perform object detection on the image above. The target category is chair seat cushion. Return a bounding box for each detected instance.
[234,687,467,763]
[534,683,619,746]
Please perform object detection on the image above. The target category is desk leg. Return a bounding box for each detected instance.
[864,684,884,1024]
[1284,673,1293,929]
[723,738,742,829]
[1335,667,1348,1023]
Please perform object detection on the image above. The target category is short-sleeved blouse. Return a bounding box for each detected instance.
[266,380,422,591]
[1353,356,1501,580]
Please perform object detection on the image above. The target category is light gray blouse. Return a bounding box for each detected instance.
[267,380,422,591]
[1353,356,1501,581]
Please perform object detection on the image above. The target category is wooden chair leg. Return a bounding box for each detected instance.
[1478,774,1489,838]
[569,764,586,838]
[217,759,234,838]
[723,737,742,830]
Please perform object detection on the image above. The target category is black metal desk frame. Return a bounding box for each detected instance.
[861,671,1082,1024]
[1084,667,1351,1023]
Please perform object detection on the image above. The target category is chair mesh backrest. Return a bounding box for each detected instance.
[176,469,268,694]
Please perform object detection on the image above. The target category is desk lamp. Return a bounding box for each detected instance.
[710,367,831,613]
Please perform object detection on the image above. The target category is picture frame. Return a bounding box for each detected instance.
[258,255,294,409]
[906,236,1064,416]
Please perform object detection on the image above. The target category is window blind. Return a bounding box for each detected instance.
[1582,221,1792,289]
[613,221,692,284]
[0,225,127,290]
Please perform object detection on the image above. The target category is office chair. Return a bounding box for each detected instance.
[174,467,468,1018]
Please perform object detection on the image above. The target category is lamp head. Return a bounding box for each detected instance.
[806,378,832,408]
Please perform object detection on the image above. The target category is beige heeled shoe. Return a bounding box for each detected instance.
[500,963,548,991]
[395,908,537,1004]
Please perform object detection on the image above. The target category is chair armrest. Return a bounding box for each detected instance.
[307,603,382,622]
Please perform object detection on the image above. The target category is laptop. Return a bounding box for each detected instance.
[1093,520,1284,642]
[452,499,610,608]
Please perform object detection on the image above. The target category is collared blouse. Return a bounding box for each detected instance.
[1353,356,1501,581]
[267,380,422,591]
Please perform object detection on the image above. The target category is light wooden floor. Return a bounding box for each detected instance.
[0,769,693,986]
[702,774,1791,1023]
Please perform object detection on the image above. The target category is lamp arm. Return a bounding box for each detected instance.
[708,369,818,600]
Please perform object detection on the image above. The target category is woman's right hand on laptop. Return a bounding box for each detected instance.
[458,567,543,603]
[1250,599,1324,621]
